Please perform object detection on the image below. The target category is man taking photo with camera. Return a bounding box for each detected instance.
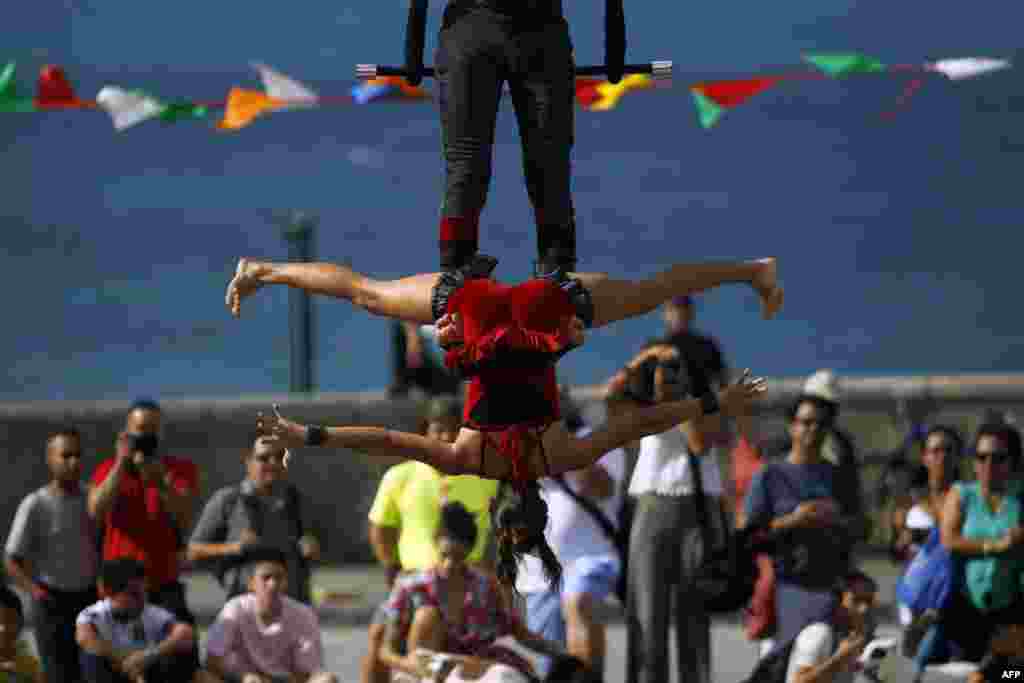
[88,399,200,657]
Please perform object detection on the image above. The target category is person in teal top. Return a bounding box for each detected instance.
[940,422,1024,662]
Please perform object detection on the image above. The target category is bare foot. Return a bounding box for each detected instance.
[752,258,784,320]
[225,258,267,318]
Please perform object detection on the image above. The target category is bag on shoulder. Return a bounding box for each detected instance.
[894,526,957,615]
[739,638,797,683]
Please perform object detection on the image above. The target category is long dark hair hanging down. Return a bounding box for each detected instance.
[491,480,562,592]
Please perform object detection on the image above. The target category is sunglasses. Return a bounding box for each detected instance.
[252,453,286,464]
[793,417,828,427]
[975,450,1012,465]
[57,451,83,460]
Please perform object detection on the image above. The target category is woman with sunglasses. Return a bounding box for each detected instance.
[938,422,1024,663]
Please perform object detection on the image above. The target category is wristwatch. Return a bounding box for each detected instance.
[304,424,327,447]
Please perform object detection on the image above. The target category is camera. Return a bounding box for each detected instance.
[126,433,159,459]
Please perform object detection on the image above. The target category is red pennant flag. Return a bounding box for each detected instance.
[692,76,782,108]
[574,78,603,109]
[34,65,92,109]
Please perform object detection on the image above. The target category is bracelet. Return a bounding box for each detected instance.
[140,645,161,669]
[699,391,720,416]
[304,424,327,447]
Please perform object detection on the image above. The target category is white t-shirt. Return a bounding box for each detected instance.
[628,428,724,497]
[75,599,175,655]
[516,428,626,594]
[785,622,854,683]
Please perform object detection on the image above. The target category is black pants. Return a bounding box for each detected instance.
[34,584,97,683]
[146,581,200,671]
[80,650,197,683]
[436,1,576,271]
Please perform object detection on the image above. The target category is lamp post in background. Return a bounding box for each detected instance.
[282,212,317,395]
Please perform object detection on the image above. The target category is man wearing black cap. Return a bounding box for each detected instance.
[205,545,337,683]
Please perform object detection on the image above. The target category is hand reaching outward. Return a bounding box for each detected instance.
[256,405,307,466]
[716,369,768,417]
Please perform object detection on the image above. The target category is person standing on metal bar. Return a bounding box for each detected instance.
[402,0,626,282]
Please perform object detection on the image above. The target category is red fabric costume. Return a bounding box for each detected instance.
[443,278,578,483]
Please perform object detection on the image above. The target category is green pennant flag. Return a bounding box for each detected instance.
[0,62,37,112]
[804,53,886,77]
[690,90,725,129]
[158,101,209,123]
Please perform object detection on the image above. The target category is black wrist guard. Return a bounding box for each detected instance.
[699,391,720,416]
[304,424,327,447]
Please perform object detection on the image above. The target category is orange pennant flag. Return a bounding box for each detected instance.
[216,87,283,130]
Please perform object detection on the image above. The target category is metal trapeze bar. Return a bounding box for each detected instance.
[356,61,673,81]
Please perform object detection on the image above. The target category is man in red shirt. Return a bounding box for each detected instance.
[87,399,199,628]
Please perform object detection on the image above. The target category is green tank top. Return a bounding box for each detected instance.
[958,481,1023,611]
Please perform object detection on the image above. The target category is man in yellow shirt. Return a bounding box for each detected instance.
[360,398,499,683]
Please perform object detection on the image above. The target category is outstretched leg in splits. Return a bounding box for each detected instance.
[225,257,783,325]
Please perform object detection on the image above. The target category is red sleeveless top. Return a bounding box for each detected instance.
[443,278,577,482]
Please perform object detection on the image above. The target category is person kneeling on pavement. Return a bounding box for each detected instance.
[744,570,882,683]
[75,558,208,683]
[379,502,572,682]
[204,545,337,683]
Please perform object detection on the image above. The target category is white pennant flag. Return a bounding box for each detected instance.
[96,86,165,130]
[251,62,319,108]
[930,57,1011,81]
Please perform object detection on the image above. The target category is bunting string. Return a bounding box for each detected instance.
[0,53,1011,132]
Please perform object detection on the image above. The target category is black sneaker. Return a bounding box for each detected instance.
[533,265,594,329]
[430,254,499,329]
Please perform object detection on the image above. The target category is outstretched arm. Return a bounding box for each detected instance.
[257,405,485,477]
[552,371,767,475]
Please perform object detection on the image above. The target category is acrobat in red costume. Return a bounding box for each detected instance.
[227,254,781,482]
[228,254,776,587]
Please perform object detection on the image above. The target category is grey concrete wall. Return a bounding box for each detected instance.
[0,391,426,565]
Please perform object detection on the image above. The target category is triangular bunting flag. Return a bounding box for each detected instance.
[35,65,91,108]
[217,87,281,130]
[0,62,36,112]
[586,74,653,111]
[351,76,429,104]
[803,52,886,77]
[158,101,209,123]
[252,62,319,107]
[96,86,165,130]
[574,78,604,109]
[690,77,781,128]
[690,90,724,129]
[929,57,1011,80]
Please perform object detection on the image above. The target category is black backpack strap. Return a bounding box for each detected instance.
[551,476,622,556]
[284,483,305,539]
[687,451,712,547]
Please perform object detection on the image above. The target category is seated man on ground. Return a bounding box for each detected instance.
[783,570,879,683]
[0,585,44,682]
[204,545,337,683]
[75,558,207,683]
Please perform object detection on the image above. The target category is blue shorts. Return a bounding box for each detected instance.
[523,554,619,676]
